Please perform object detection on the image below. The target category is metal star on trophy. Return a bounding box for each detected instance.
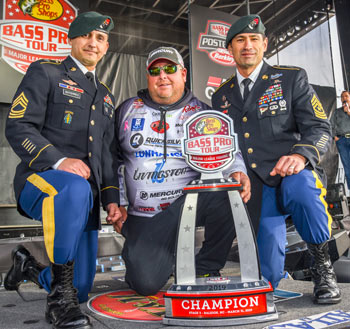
[163,111,278,326]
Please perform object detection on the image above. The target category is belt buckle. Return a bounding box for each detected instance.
[345,134,350,138]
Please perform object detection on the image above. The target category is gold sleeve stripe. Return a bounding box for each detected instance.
[101,186,120,192]
[22,139,31,148]
[292,144,321,164]
[29,144,53,168]
[311,95,327,119]
[27,173,58,263]
[311,171,332,235]
[27,145,36,154]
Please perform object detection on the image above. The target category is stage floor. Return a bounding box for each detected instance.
[1,261,349,329]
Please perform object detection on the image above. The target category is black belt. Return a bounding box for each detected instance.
[337,134,350,138]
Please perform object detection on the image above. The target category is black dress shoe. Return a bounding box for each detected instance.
[4,245,45,290]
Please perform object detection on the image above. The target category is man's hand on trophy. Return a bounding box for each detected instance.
[231,172,251,203]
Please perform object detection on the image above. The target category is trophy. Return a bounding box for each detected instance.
[163,111,278,326]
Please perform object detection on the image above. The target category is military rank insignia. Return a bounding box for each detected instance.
[311,94,327,119]
[9,92,28,119]
[64,111,73,124]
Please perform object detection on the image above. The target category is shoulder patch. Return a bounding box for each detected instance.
[39,59,62,65]
[272,65,300,71]
[213,74,236,95]
[100,81,112,93]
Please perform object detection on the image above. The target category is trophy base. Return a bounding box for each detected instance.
[163,277,278,327]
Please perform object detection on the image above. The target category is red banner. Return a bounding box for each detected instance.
[169,293,267,318]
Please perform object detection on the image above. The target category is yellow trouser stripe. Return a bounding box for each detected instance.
[27,174,57,263]
[311,171,332,236]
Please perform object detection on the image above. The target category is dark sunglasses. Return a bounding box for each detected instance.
[148,65,178,76]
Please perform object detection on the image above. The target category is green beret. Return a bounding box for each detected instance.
[225,14,265,48]
[68,11,114,39]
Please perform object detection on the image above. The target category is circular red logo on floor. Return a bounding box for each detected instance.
[88,290,165,322]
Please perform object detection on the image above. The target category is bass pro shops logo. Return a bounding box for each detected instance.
[182,111,237,173]
[197,20,234,66]
[0,0,77,73]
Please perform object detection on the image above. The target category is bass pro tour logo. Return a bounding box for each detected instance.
[197,20,234,66]
[0,0,77,74]
[182,110,237,173]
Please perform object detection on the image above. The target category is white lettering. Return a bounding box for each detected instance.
[224,299,232,309]
[182,300,189,310]
[191,300,200,310]
[212,300,223,310]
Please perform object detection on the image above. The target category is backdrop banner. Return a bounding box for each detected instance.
[189,4,238,105]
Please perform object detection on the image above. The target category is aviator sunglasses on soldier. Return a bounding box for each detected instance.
[148,64,179,76]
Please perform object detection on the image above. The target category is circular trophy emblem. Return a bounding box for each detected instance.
[181,110,237,173]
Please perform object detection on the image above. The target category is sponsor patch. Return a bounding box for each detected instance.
[144,137,181,147]
[124,120,129,131]
[131,118,145,131]
[9,92,28,118]
[130,133,144,148]
[262,310,350,329]
[151,120,169,133]
[133,98,144,109]
[311,94,327,119]
[133,164,189,183]
[135,150,182,158]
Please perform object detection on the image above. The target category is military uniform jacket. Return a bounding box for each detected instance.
[212,61,331,187]
[6,56,119,228]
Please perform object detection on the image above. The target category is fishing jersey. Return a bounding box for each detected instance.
[115,88,246,217]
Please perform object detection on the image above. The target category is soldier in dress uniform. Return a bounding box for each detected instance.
[4,11,122,329]
[212,15,341,304]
